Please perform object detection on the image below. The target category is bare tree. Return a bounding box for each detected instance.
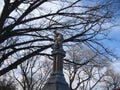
[102,68,120,90]
[64,44,109,90]
[12,56,52,90]
[0,0,118,76]
[0,74,17,90]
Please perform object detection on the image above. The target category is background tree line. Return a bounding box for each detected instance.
[1,46,120,90]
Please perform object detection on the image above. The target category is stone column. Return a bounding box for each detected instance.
[52,49,65,73]
[42,31,70,90]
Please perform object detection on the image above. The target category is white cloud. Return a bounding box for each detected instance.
[111,59,120,74]
[0,0,4,16]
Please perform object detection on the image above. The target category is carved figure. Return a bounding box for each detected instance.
[52,31,64,50]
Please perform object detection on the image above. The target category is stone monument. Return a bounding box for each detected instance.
[42,31,70,90]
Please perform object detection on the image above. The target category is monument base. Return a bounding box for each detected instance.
[42,72,70,90]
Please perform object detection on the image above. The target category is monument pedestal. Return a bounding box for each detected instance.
[42,72,69,90]
[42,49,70,90]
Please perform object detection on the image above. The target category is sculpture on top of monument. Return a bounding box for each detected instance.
[52,30,64,50]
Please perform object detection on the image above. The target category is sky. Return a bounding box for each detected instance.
[108,27,120,56]
[0,1,4,15]
[0,0,120,57]
[0,0,120,70]
[0,1,120,90]
[99,1,120,73]
[0,0,120,88]
[108,28,120,73]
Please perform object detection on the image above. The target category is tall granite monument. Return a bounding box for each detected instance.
[42,31,70,90]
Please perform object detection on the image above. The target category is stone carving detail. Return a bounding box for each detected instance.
[52,31,64,50]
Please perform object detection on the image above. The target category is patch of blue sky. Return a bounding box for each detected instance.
[100,20,120,57]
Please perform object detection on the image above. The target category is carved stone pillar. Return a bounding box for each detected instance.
[52,49,65,73]
[42,32,70,90]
